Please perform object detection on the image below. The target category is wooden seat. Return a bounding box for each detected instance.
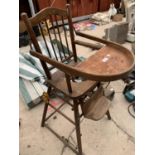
[46,79,98,98]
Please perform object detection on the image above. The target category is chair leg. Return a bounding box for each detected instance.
[106,110,111,120]
[74,100,83,155]
[41,87,51,127]
[41,102,48,127]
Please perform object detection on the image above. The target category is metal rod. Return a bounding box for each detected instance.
[45,124,79,154]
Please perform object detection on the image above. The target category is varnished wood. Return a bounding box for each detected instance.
[21,4,134,155]
[67,4,78,62]
[54,15,67,58]
[76,46,134,76]
[65,73,72,93]
[21,5,78,76]
[19,20,26,33]
[61,16,71,56]
[73,100,83,154]
[41,86,51,127]
[46,78,98,99]
[82,87,111,121]
[38,23,52,57]
[45,20,59,60]
[74,40,103,50]
[30,49,134,82]
[21,13,52,80]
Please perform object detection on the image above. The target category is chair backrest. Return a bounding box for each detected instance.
[21,4,77,80]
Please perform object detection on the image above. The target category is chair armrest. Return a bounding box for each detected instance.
[75,31,109,44]
[30,49,134,82]
[74,40,103,50]
[76,31,118,46]
[30,50,110,81]
[75,31,133,52]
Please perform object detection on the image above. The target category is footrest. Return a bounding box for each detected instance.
[81,87,111,121]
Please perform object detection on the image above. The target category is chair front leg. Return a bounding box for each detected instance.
[73,99,83,155]
[41,87,51,127]
[41,101,49,127]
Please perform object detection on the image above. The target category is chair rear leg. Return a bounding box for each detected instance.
[74,100,83,155]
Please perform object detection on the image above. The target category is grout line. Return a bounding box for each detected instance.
[60,115,134,155]
[60,118,85,155]
[111,117,135,143]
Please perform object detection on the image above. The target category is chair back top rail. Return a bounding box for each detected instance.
[21,4,77,79]
[21,7,67,27]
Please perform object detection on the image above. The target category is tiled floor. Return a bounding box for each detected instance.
[19,20,135,155]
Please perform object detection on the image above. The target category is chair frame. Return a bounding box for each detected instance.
[21,4,112,155]
[30,50,111,155]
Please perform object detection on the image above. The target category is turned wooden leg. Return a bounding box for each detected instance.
[74,100,83,155]
[41,102,48,127]
[41,87,51,127]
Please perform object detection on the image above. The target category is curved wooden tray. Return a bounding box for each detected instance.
[76,44,134,81]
